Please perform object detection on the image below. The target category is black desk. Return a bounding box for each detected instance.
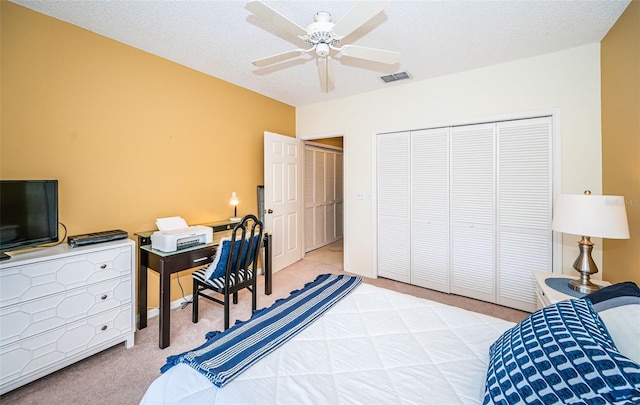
[136,220,272,349]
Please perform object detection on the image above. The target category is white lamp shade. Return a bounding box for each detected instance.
[230,192,239,206]
[551,194,629,239]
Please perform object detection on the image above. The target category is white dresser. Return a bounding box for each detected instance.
[0,239,136,395]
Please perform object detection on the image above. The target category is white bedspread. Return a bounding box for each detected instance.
[141,283,514,404]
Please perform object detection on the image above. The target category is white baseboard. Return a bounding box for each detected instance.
[137,294,193,324]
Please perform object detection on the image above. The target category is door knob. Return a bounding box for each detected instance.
[265,209,274,214]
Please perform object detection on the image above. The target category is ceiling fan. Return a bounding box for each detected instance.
[246,0,401,93]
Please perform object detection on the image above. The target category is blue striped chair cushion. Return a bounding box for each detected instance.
[193,268,254,290]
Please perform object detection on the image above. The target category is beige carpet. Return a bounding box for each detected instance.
[0,240,527,404]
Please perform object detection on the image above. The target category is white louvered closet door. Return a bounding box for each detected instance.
[450,123,496,303]
[304,147,316,250]
[325,152,336,242]
[411,128,450,292]
[497,117,552,312]
[314,150,326,247]
[335,152,344,240]
[305,146,344,253]
[377,132,411,283]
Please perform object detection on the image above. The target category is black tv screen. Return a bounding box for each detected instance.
[0,180,59,257]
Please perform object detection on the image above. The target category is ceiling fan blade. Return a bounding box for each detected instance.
[252,48,310,67]
[332,0,389,39]
[339,45,400,65]
[246,0,307,38]
[318,57,334,93]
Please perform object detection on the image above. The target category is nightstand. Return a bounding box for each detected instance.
[533,270,611,310]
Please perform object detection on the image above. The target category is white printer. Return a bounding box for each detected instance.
[150,217,213,252]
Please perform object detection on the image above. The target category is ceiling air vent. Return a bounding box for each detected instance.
[380,71,411,83]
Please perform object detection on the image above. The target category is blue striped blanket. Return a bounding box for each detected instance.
[160,273,362,387]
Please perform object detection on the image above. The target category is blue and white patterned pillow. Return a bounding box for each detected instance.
[483,299,640,405]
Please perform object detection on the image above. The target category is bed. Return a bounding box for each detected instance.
[141,274,640,405]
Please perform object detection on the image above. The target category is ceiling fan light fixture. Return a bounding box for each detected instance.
[381,71,412,83]
[314,11,332,23]
[315,43,330,57]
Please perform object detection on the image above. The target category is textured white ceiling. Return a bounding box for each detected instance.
[11,0,630,107]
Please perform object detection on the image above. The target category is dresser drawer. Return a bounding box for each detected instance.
[0,276,132,346]
[0,246,132,307]
[0,304,133,387]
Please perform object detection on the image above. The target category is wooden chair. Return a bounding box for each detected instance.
[191,214,264,329]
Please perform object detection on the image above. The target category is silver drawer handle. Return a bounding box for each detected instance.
[193,257,208,263]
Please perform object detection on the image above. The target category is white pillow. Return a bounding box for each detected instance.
[599,304,640,364]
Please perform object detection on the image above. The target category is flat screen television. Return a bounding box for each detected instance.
[0,180,59,260]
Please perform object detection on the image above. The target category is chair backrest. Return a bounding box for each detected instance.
[224,214,264,284]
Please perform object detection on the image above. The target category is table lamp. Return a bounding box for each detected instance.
[230,192,241,223]
[551,191,629,293]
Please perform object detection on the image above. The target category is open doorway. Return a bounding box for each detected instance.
[303,137,344,256]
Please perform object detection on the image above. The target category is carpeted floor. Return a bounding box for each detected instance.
[0,240,528,404]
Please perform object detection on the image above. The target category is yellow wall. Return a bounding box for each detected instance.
[601,0,640,285]
[0,2,295,310]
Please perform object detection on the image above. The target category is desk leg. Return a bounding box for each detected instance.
[139,263,148,330]
[159,262,171,349]
[265,233,272,295]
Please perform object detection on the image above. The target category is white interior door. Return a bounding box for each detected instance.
[264,131,303,272]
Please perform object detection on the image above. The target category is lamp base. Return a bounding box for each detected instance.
[568,278,600,294]
[568,235,601,294]
[229,217,241,223]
